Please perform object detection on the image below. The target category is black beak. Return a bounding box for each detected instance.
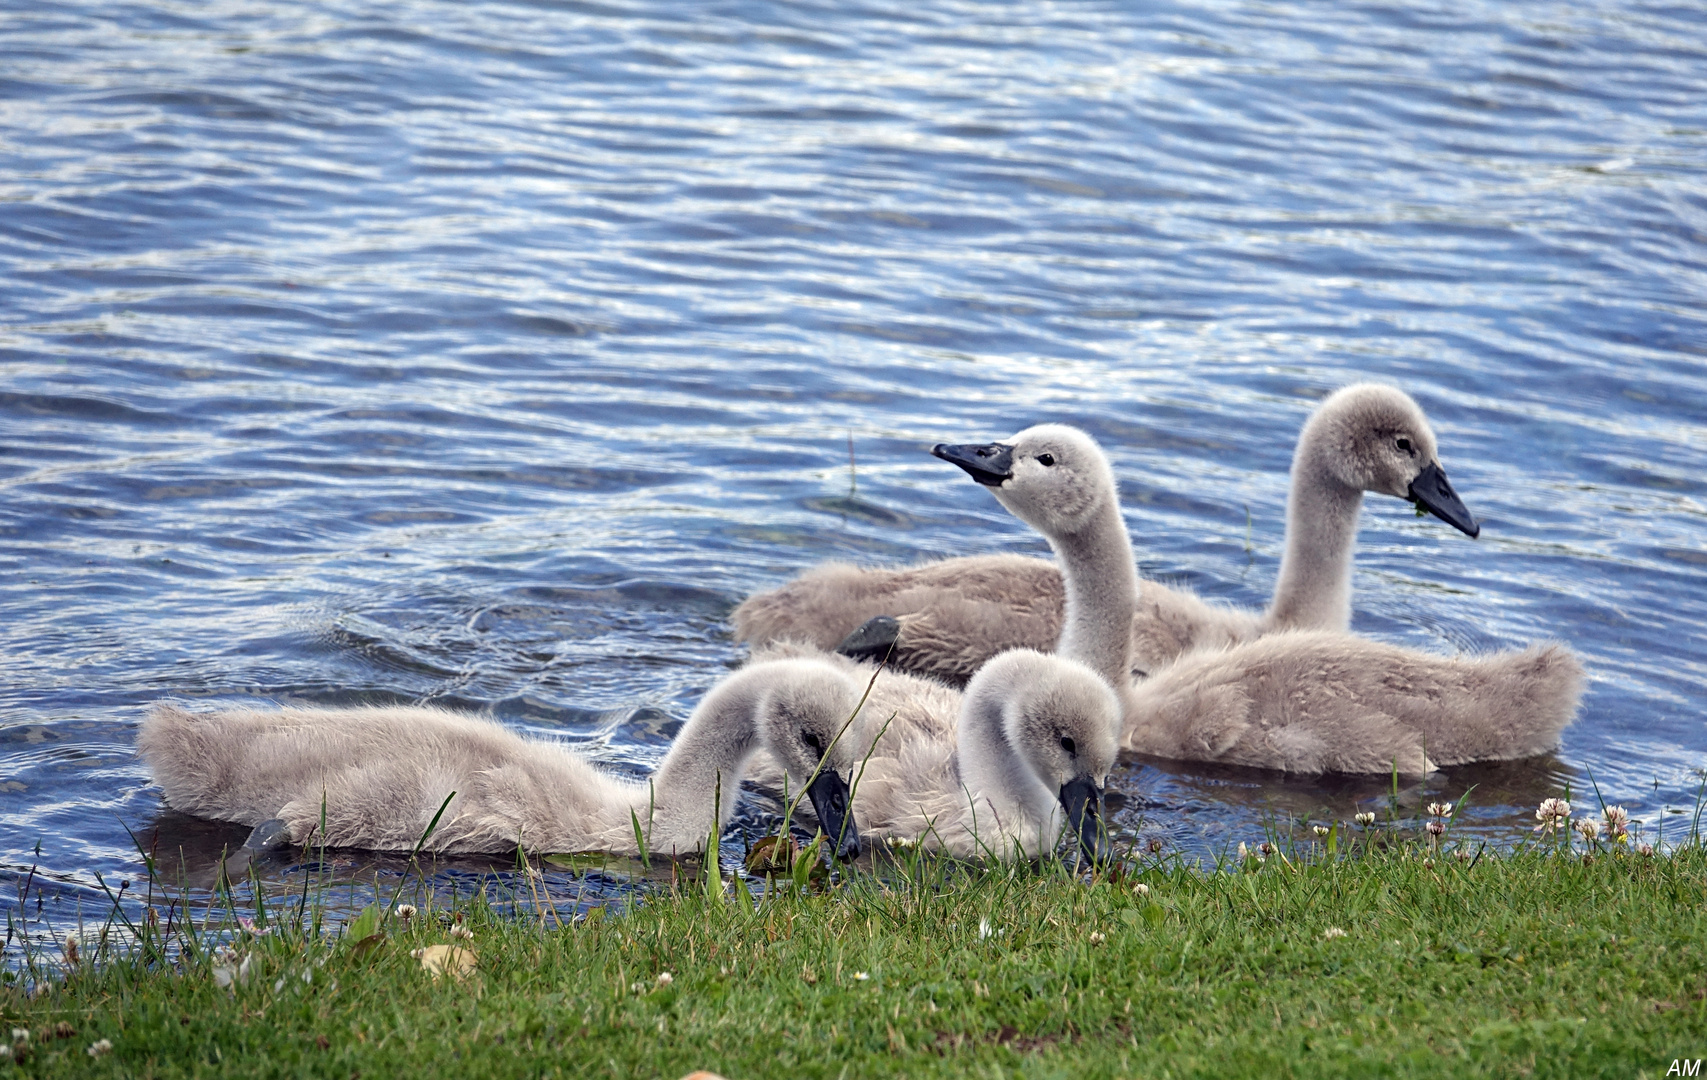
[1407,461,1480,538]
[931,442,1014,487]
[806,770,861,861]
[1058,777,1113,866]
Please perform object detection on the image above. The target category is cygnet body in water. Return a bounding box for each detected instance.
[733,385,1481,683]
[930,421,1582,775]
[140,657,868,858]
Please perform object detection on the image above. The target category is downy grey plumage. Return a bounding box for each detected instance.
[944,422,1582,775]
[139,657,868,857]
[751,648,1119,862]
[732,384,1481,684]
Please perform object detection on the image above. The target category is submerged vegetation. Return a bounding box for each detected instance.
[4,801,1707,1079]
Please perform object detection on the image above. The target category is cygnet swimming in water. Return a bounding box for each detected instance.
[751,648,1120,863]
[732,384,1480,683]
[852,649,1120,863]
[936,422,1582,775]
[139,657,868,858]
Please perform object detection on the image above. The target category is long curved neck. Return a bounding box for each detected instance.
[956,684,1057,855]
[644,671,764,851]
[1050,497,1140,687]
[1268,445,1361,632]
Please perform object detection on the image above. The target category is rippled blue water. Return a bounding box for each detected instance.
[4,0,1706,936]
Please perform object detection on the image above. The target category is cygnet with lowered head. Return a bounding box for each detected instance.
[932,422,1582,775]
[139,657,867,859]
[732,385,1480,683]
[770,649,1120,863]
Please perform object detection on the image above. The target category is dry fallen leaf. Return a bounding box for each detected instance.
[410,945,477,981]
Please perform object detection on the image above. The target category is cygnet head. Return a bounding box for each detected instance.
[964,650,1121,865]
[1302,384,1479,537]
[751,659,869,860]
[931,424,1116,540]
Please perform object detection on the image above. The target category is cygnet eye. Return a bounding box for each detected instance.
[802,731,823,753]
[1037,453,1056,467]
[1395,437,1413,453]
[1059,735,1075,755]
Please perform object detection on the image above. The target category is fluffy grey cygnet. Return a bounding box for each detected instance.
[962,422,1583,775]
[751,649,1119,862]
[138,658,868,858]
[732,384,1481,684]
[853,649,1120,863]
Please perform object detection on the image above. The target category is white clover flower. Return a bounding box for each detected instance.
[1638,843,1656,857]
[1603,806,1630,841]
[1132,883,1150,896]
[1534,798,1571,834]
[1088,932,1106,945]
[10,1030,27,1044]
[1577,818,1602,843]
[1425,821,1445,837]
[655,972,673,987]
[1258,842,1274,857]
[212,954,251,989]
[853,971,869,981]
[1454,849,1472,862]
[0,1045,11,1061]
[395,904,417,921]
[1312,825,1330,838]
[1322,927,1347,940]
[448,925,474,941]
[87,1039,113,1058]
[1354,812,1376,827]
[1427,802,1453,818]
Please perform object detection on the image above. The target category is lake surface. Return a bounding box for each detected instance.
[4,0,1706,937]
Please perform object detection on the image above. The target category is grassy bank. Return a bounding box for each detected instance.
[4,841,1706,1079]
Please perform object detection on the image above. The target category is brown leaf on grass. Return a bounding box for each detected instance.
[745,834,795,875]
[410,945,477,981]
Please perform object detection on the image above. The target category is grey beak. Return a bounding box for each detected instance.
[931,442,1015,487]
[1058,777,1113,866]
[806,769,861,861]
[1407,461,1480,538]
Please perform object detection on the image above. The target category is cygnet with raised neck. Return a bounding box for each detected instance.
[731,384,1480,684]
[936,422,1582,775]
[139,657,868,858]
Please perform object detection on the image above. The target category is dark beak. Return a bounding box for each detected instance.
[806,770,861,861]
[1058,777,1113,866]
[1407,461,1480,538]
[931,442,1014,487]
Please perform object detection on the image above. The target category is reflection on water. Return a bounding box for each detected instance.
[4,0,1707,943]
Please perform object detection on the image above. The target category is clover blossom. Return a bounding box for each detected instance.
[1533,798,1570,835]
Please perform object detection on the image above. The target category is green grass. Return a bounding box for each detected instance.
[4,842,1706,1078]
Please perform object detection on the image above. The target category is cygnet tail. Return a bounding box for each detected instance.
[1428,642,1586,766]
[138,703,255,824]
[731,562,875,650]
